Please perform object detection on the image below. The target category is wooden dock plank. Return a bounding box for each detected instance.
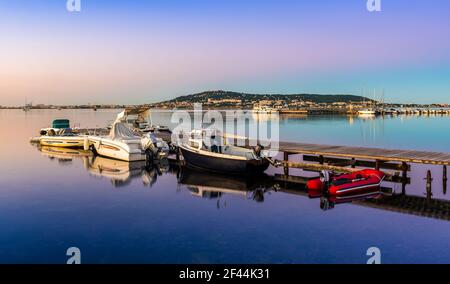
[278,141,450,165]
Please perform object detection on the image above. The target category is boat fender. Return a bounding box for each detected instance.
[48,129,56,136]
[83,136,90,151]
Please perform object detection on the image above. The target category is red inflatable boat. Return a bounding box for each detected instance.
[306,169,385,197]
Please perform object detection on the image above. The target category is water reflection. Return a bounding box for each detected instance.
[6,109,450,263]
[307,186,384,211]
[39,145,92,166]
[88,157,169,187]
[177,167,277,206]
[32,145,450,220]
[36,145,170,188]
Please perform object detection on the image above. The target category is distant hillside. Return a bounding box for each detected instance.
[163,90,370,104]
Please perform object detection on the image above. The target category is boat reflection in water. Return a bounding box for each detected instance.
[37,145,170,188]
[39,145,92,167]
[88,156,170,187]
[307,185,385,211]
[33,146,450,221]
[177,167,278,206]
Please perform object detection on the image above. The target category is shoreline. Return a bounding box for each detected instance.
[3,107,450,116]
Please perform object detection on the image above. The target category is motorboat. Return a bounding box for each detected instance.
[178,129,271,175]
[306,169,385,197]
[31,119,86,148]
[38,128,86,148]
[87,122,169,162]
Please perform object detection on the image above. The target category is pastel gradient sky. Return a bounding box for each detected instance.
[1,0,450,105]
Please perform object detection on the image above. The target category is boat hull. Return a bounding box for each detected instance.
[179,145,270,175]
[306,169,385,196]
[90,137,147,162]
[39,136,85,148]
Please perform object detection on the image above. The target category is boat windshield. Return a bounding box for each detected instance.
[110,123,141,140]
[61,128,76,136]
[221,145,259,160]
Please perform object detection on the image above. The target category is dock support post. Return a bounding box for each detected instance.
[284,152,289,176]
[375,160,381,170]
[444,165,447,195]
[318,155,324,165]
[426,170,433,202]
[401,162,408,195]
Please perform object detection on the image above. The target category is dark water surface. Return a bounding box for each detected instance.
[1,109,450,264]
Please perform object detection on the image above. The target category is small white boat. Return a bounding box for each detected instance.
[88,123,169,162]
[358,109,377,116]
[37,128,86,148]
[32,119,86,148]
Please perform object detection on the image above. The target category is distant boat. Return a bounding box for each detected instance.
[279,109,308,115]
[253,105,277,114]
[358,109,377,116]
[22,103,32,112]
[381,108,396,115]
[179,129,271,175]
[22,97,32,111]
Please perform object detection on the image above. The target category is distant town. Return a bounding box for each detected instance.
[2,90,449,115]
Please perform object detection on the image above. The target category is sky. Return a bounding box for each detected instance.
[0,0,450,106]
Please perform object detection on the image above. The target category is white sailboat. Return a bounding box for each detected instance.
[358,88,379,116]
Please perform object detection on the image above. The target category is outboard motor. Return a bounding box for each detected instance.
[320,196,335,211]
[254,144,264,157]
[320,170,331,193]
[319,170,330,183]
[142,132,170,162]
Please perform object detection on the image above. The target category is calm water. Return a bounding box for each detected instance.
[1,109,450,264]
